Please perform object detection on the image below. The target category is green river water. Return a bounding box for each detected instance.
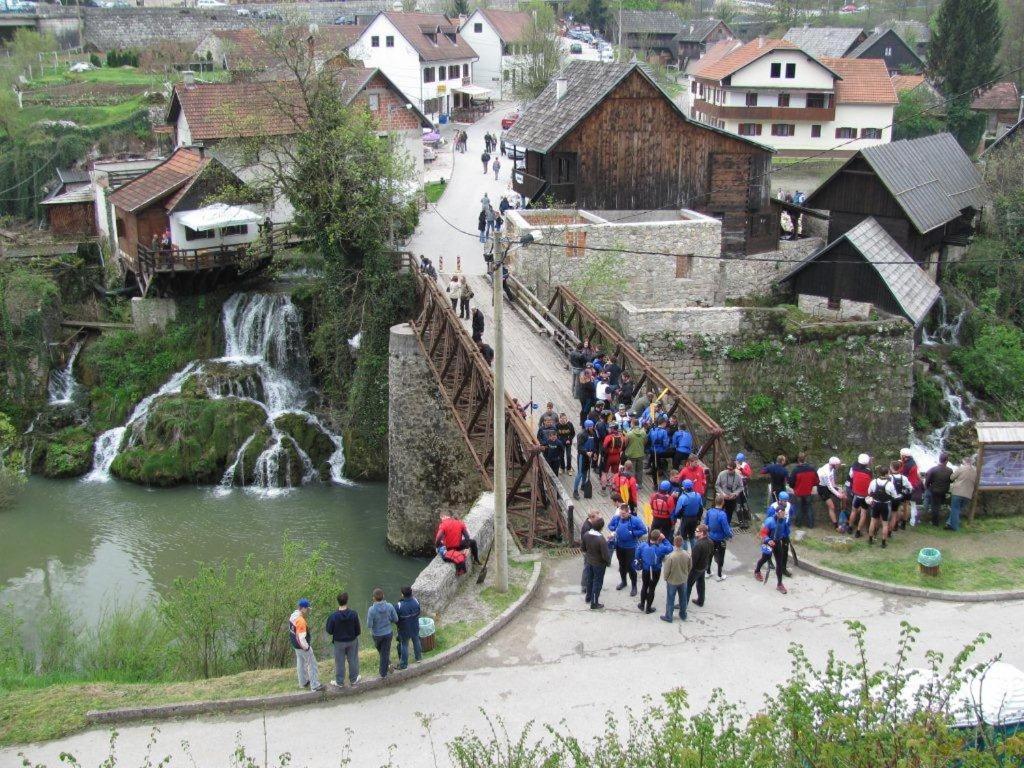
[0,477,426,624]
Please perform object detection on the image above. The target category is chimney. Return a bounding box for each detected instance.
[308,22,319,62]
[555,76,567,100]
[182,69,195,87]
[757,35,765,48]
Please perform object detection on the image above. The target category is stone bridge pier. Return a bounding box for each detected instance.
[386,323,485,555]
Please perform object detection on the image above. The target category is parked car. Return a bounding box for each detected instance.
[334,13,357,24]
[569,42,583,54]
[196,0,228,8]
[839,3,857,10]
[235,7,251,15]
[501,111,519,130]
[254,7,281,19]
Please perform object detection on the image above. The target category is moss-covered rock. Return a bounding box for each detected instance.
[181,361,266,402]
[110,394,268,486]
[340,427,385,481]
[273,412,337,479]
[31,425,95,478]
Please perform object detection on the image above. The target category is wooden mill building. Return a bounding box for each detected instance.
[803,133,985,278]
[504,60,778,256]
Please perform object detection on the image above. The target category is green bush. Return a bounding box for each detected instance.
[912,372,948,431]
[951,321,1024,420]
[39,425,94,478]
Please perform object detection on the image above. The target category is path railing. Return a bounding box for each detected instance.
[397,253,572,549]
[547,285,728,478]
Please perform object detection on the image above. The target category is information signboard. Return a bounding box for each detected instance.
[978,444,1024,489]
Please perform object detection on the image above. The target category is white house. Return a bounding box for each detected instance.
[460,9,533,100]
[688,38,896,155]
[349,11,479,117]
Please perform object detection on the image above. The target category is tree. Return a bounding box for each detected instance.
[447,0,469,15]
[567,0,608,34]
[929,0,1002,151]
[892,88,946,140]
[510,3,565,101]
[999,0,1024,90]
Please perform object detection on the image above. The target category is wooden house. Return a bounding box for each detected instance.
[802,133,984,277]
[845,27,923,75]
[971,82,1022,151]
[779,216,940,327]
[504,60,778,256]
[41,168,96,237]
[609,10,687,65]
[674,18,734,65]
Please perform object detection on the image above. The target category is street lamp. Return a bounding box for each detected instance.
[489,229,541,593]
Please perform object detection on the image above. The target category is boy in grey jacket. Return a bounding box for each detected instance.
[367,588,398,678]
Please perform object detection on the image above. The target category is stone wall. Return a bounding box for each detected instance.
[386,323,485,555]
[617,303,915,460]
[506,208,724,315]
[131,297,177,332]
[721,236,821,301]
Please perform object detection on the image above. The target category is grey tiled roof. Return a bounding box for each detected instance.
[847,27,922,64]
[675,18,726,43]
[881,20,930,44]
[783,26,863,57]
[56,167,90,186]
[615,9,685,35]
[782,217,940,325]
[981,117,1024,156]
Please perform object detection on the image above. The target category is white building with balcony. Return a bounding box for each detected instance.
[349,11,480,118]
[688,38,896,156]
[459,9,532,100]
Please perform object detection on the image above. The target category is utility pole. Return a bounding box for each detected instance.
[491,231,509,594]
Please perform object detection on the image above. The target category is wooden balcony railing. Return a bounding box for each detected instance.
[693,98,836,122]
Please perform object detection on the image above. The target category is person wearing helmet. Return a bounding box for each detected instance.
[672,479,704,550]
[755,499,792,593]
[867,465,897,547]
[573,419,597,500]
[848,453,873,538]
[611,459,640,514]
[600,422,627,493]
[705,495,733,581]
[647,416,671,486]
[816,456,845,531]
[764,492,794,578]
[649,480,675,541]
[608,503,647,596]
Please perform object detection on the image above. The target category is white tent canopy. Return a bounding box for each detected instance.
[178,203,262,231]
[452,84,491,97]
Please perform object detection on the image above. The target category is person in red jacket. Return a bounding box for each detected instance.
[649,481,675,540]
[788,453,819,528]
[675,454,708,497]
[898,448,922,530]
[847,453,873,538]
[600,424,627,492]
[435,512,481,565]
[611,460,640,514]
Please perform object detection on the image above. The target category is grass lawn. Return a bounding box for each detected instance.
[0,577,529,747]
[424,180,446,204]
[30,66,230,89]
[20,98,149,131]
[797,516,1024,592]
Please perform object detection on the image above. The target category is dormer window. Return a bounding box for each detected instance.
[445,32,456,43]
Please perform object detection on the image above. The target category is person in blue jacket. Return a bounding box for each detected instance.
[672,479,704,550]
[647,415,671,487]
[634,530,674,613]
[705,496,734,581]
[608,503,647,596]
[755,500,792,594]
[670,426,693,470]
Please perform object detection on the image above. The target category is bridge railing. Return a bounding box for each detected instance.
[397,253,572,549]
[547,284,727,480]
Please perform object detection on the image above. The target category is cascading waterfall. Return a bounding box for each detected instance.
[48,340,83,406]
[84,292,346,491]
[921,295,967,347]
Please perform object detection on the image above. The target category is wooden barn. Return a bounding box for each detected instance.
[41,184,96,237]
[779,216,940,328]
[803,133,984,278]
[504,60,778,256]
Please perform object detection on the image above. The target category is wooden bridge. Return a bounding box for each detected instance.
[401,254,727,549]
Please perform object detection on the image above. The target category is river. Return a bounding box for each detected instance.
[0,478,426,626]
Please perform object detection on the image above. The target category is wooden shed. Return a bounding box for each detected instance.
[41,185,96,237]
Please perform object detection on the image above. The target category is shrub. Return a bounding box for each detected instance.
[951,321,1024,420]
[88,53,101,68]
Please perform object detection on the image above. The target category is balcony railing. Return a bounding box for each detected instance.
[693,98,836,122]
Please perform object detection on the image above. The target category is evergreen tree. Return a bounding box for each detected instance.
[929,0,1002,151]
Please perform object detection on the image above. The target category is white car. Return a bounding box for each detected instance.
[196,0,228,8]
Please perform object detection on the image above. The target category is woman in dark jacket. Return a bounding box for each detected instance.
[471,307,485,342]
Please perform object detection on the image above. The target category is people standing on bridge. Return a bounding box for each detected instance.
[471,307,484,343]
[458,277,473,319]
[326,592,361,688]
[675,453,708,498]
[754,502,791,594]
[789,453,818,528]
[573,419,597,500]
[579,509,601,592]
[611,459,640,514]
[705,496,733,581]
[947,456,976,531]
[660,535,691,623]
[543,431,563,475]
[477,209,487,244]
[476,340,494,365]
[600,423,626,493]
[447,274,461,311]
[673,479,704,550]
[635,529,673,613]
[687,524,714,608]
[670,424,693,470]
[625,419,647,489]
[289,598,324,691]
[649,480,675,541]
[367,588,398,677]
[577,369,596,424]
[556,414,575,472]
[609,503,646,596]
[715,461,745,525]
[614,371,635,412]
[540,401,558,426]
[817,456,845,531]
[569,341,592,395]
[582,516,611,610]
[647,416,671,486]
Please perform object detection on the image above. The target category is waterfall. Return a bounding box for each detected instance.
[84,292,346,491]
[48,341,83,406]
[921,295,967,347]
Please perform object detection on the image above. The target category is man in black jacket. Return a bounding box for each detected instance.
[471,307,485,342]
[925,453,954,526]
[325,592,361,686]
[582,517,611,609]
[687,525,714,608]
[394,586,422,670]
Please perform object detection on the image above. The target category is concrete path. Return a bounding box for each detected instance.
[11,556,1024,767]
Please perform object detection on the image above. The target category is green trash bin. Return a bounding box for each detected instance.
[918,547,941,576]
[419,617,436,652]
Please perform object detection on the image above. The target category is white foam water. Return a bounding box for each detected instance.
[48,340,83,406]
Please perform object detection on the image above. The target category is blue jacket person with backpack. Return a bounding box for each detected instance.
[608,503,647,596]
[755,495,792,594]
[634,530,674,613]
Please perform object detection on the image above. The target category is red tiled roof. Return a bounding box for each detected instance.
[108,148,208,213]
[169,82,308,141]
[211,25,364,67]
[891,73,924,93]
[477,8,532,44]
[379,12,477,62]
[685,38,741,75]
[821,57,897,105]
[971,81,1020,112]
[690,37,797,81]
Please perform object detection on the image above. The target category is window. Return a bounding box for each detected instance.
[220,224,248,237]
[565,229,586,259]
[777,93,790,107]
[770,62,781,78]
[738,123,762,136]
[771,123,795,136]
[745,92,758,106]
[386,35,394,47]
[555,154,576,183]
[423,66,435,83]
[835,127,856,139]
[811,124,821,138]
[115,218,125,237]
[691,80,698,94]
[463,63,469,76]
[827,297,842,311]
[806,93,828,108]
[368,92,380,111]
[785,63,796,78]
[185,226,214,241]
[674,254,692,278]
[371,35,379,47]
[884,46,892,56]
[449,64,459,79]
[861,127,882,139]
